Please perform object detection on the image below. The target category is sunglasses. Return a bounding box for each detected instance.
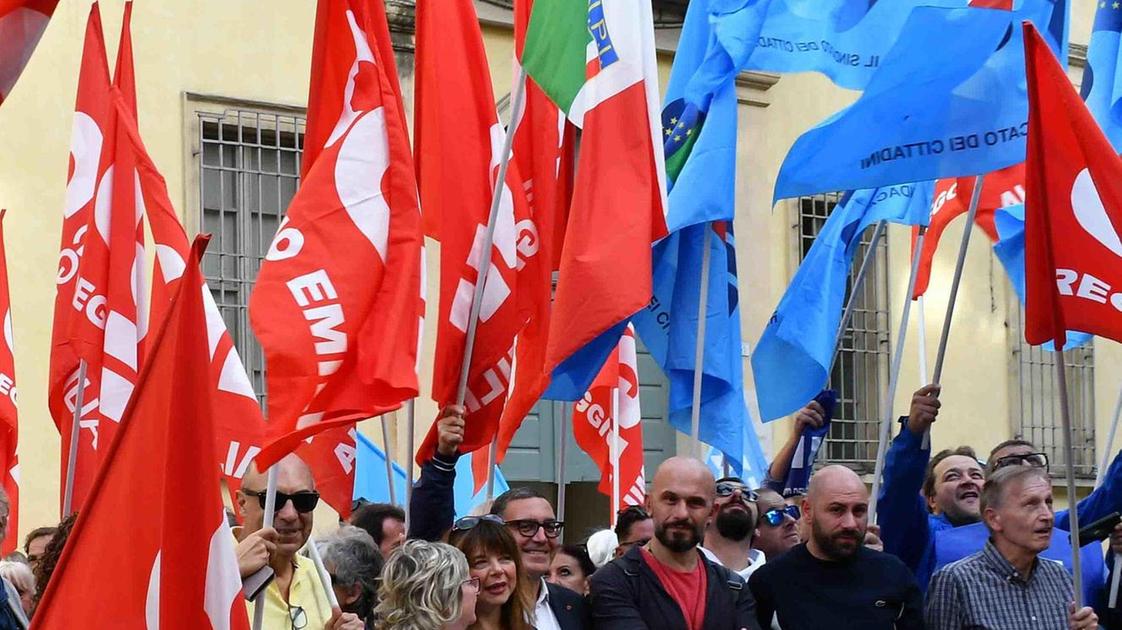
[453,514,505,531]
[991,452,1049,472]
[618,537,651,549]
[760,505,800,527]
[715,481,758,501]
[507,519,565,539]
[289,605,307,630]
[242,489,321,513]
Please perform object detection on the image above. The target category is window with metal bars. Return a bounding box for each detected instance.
[796,194,890,473]
[197,108,305,408]
[1011,307,1096,478]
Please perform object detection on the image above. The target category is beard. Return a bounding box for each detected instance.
[655,518,704,553]
[715,507,755,542]
[810,519,864,561]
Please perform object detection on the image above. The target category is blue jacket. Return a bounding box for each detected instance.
[877,419,1117,606]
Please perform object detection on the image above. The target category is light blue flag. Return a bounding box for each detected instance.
[773,1,1068,200]
[354,433,509,519]
[1081,1,1122,148]
[704,407,770,489]
[752,182,934,421]
[992,205,1093,350]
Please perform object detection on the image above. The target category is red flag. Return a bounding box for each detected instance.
[1024,23,1122,347]
[33,235,249,629]
[911,163,1025,299]
[572,326,646,511]
[250,0,422,469]
[414,0,534,464]
[0,0,58,106]
[48,4,114,512]
[0,211,18,554]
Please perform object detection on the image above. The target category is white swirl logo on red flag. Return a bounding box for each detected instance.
[1072,168,1122,258]
[63,113,104,219]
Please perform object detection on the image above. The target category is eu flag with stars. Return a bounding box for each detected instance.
[1081,0,1122,148]
[752,182,933,421]
[773,1,1068,200]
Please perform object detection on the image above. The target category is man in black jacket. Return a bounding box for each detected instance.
[589,456,760,630]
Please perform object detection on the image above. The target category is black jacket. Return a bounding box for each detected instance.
[544,581,592,630]
[588,545,761,630]
[407,451,459,542]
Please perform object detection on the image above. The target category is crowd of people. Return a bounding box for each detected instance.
[3,387,1122,629]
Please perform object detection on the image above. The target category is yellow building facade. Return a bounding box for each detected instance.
[0,0,1111,541]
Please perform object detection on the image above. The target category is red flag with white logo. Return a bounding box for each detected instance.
[33,236,249,630]
[1024,23,1122,347]
[0,211,18,553]
[250,0,422,470]
[572,326,646,512]
[0,0,58,107]
[414,0,534,465]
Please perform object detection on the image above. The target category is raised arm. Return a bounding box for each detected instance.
[407,406,464,542]
[878,385,940,571]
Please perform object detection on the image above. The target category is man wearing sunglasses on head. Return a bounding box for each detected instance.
[235,454,363,630]
[878,384,1113,608]
[700,478,766,581]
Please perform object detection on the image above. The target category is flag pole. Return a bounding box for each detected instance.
[924,174,985,449]
[1055,349,1085,608]
[556,402,568,543]
[611,387,621,524]
[306,536,341,609]
[691,223,712,457]
[827,220,887,380]
[455,65,527,447]
[917,295,929,385]
[405,400,416,529]
[380,415,397,506]
[485,440,499,502]
[1097,387,1122,487]
[251,465,279,630]
[869,227,927,520]
[62,359,88,517]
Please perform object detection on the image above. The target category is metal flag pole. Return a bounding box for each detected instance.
[923,174,985,449]
[611,387,621,523]
[1055,350,1085,608]
[62,359,89,516]
[556,403,568,543]
[405,400,416,529]
[827,220,888,381]
[485,440,499,502]
[306,536,340,609]
[380,415,397,506]
[460,67,527,498]
[917,295,929,385]
[691,223,712,458]
[1097,387,1122,487]
[251,465,279,630]
[869,227,927,520]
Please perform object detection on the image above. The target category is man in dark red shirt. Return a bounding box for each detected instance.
[589,456,760,630]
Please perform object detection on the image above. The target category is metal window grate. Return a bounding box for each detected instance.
[197,108,305,407]
[1012,308,1096,478]
[796,194,890,472]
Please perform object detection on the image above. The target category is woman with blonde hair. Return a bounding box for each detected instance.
[375,540,478,630]
[448,515,533,630]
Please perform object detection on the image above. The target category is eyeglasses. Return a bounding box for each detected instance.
[289,605,307,630]
[507,519,564,539]
[715,481,758,501]
[991,452,1049,471]
[760,505,800,527]
[242,489,321,513]
[617,537,650,550]
[453,514,505,531]
[463,576,481,591]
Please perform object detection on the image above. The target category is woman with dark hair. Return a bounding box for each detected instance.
[547,544,595,596]
[32,512,77,612]
[448,515,533,630]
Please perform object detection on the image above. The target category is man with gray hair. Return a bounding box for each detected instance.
[317,526,383,628]
[926,465,1098,630]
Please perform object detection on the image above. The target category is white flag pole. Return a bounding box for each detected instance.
[405,400,416,529]
[923,174,985,449]
[917,295,929,385]
[827,220,887,383]
[306,536,340,609]
[1097,387,1122,488]
[691,223,712,458]
[869,227,927,520]
[1055,350,1084,608]
[380,415,397,507]
[62,359,88,517]
[556,403,568,543]
[611,387,621,523]
[251,465,279,630]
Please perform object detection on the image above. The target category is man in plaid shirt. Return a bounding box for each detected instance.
[925,465,1098,629]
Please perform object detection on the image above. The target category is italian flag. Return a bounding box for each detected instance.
[522,0,669,394]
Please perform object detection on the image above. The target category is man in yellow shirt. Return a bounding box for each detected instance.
[236,454,363,630]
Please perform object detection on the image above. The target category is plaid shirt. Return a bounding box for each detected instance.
[925,540,1073,629]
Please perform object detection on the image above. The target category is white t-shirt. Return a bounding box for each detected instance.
[700,546,767,581]
[532,577,562,630]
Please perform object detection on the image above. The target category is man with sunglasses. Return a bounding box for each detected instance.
[236,454,363,630]
[700,477,766,580]
[878,384,1114,607]
[752,488,801,562]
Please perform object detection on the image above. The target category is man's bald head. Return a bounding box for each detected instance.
[242,453,315,492]
[646,457,715,555]
[238,453,317,559]
[651,456,715,497]
[807,465,867,503]
[804,465,868,561]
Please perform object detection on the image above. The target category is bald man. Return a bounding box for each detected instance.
[748,465,922,630]
[235,454,362,630]
[589,456,761,630]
